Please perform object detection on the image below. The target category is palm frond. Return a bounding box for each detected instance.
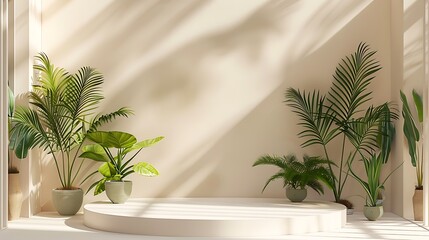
[253,155,288,169]
[328,42,381,127]
[285,88,339,147]
[64,66,104,118]
[88,107,134,133]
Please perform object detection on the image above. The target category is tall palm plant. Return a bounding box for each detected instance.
[285,43,397,202]
[10,53,132,190]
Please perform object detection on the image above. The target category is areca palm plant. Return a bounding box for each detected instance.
[285,43,397,203]
[253,154,331,195]
[9,53,132,190]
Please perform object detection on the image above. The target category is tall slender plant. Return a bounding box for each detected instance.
[285,43,397,202]
[10,53,132,190]
[400,90,423,189]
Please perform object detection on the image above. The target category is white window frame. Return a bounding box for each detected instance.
[424,0,429,227]
[0,0,9,230]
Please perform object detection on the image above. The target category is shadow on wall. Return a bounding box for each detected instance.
[39,0,392,210]
[403,0,425,85]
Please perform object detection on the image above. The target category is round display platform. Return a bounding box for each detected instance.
[84,198,346,237]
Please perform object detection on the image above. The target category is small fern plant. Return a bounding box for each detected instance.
[253,154,331,194]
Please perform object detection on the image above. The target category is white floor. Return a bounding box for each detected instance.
[1,212,429,240]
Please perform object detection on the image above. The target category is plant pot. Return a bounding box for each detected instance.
[286,188,307,202]
[105,181,132,204]
[8,173,23,220]
[413,188,423,221]
[52,188,83,216]
[363,205,383,221]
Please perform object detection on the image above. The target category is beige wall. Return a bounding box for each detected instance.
[390,0,426,219]
[39,0,395,211]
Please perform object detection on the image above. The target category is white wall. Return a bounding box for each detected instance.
[39,0,394,211]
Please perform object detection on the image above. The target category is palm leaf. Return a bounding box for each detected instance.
[328,42,381,129]
[285,88,339,147]
[88,107,133,133]
[253,155,288,169]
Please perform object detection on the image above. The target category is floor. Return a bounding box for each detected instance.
[0,212,428,240]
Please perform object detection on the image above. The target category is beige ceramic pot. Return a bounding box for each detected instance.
[105,181,132,204]
[413,188,423,221]
[363,205,383,221]
[286,188,307,202]
[8,173,23,220]
[52,188,83,215]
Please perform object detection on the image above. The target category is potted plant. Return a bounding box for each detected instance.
[10,53,132,215]
[348,153,402,221]
[400,90,423,221]
[285,43,398,204]
[252,154,331,202]
[80,131,163,203]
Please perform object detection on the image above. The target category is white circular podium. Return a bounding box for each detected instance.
[84,198,346,237]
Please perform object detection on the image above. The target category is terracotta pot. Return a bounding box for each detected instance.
[363,205,383,221]
[105,181,132,204]
[285,188,307,202]
[413,189,423,221]
[8,173,23,220]
[52,188,83,215]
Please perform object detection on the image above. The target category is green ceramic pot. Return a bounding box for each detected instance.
[286,188,307,202]
[52,188,83,216]
[363,205,383,221]
[105,180,132,204]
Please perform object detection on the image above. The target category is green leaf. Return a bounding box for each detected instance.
[400,90,419,167]
[132,162,159,176]
[8,86,15,118]
[87,131,136,148]
[123,136,164,155]
[79,144,109,162]
[412,90,423,123]
[98,162,116,177]
[94,178,107,195]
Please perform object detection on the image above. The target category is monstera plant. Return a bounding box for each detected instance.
[80,131,163,203]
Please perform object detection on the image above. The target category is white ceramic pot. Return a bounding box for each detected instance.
[52,188,83,215]
[105,181,132,204]
[8,173,23,220]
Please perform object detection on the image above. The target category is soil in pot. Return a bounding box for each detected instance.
[337,199,354,215]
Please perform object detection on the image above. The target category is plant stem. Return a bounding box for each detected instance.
[323,145,338,201]
[337,134,347,200]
